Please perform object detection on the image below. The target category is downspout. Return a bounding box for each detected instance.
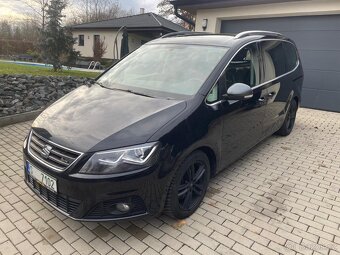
[174,5,195,28]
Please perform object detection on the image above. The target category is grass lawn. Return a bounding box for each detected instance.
[0,61,100,78]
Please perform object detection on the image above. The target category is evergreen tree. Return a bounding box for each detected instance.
[41,0,78,71]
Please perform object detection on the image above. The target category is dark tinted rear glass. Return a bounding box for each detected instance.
[260,40,298,83]
[283,42,298,72]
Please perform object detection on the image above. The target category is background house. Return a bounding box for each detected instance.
[171,0,340,112]
[71,12,187,60]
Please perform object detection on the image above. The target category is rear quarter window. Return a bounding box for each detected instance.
[283,42,299,72]
[260,40,299,83]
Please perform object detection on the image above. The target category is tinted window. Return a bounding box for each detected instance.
[260,40,298,83]
[78,35,84,46]
[283,42,298,72]
[261,41,286,82]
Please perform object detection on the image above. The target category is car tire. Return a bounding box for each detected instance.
[276,99,298,136]
[164,150,210,219]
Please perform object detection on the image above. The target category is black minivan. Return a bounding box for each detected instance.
[23,31,303,221]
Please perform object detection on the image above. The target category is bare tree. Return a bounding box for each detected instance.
[157,0,194,30]
[19,19,41,42]
[0,20,12,39]
[0,19,40,56]
[67,0,134,25]
[0,18,40,42]
[93,38,107,61]
[24,0,51,30]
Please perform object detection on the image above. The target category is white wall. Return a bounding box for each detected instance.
[72,29,156,59]
[195,0,340,33]
[73,29,123,59]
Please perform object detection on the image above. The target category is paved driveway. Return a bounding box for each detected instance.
[0,108,340,255]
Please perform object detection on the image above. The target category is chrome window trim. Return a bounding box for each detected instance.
[206,38,300,106]
[27,130,84,172]
[206,99,226,106]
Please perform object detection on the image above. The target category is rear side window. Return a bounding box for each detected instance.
[260,41,285,82]
[283,42,298,72]
[260,40,298,83]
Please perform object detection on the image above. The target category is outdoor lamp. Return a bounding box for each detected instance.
[202,19,208,30]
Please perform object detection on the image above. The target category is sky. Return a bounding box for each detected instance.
[121,0,158,13]
[0,0,27,20]
[0,0,158,21]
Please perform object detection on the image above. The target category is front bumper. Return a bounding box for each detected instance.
[23,150,172,221]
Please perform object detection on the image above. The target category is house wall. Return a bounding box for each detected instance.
[194,0,340,32]
[73,29,123,59]
[72,29,154,60]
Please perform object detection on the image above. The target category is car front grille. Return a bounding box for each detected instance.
[28,131,82,171]
[27,174,80,215]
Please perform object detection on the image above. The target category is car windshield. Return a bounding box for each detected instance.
[97,44,229,99]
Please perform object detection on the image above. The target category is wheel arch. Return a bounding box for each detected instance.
[193,146,217,178]
[293,95,300,107]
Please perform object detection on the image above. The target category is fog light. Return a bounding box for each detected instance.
[116,203,130,213]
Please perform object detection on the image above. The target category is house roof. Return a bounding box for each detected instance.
[171,0,306,10]
[71,12,187,32]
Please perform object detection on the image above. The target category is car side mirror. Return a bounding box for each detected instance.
[224,83,253,100]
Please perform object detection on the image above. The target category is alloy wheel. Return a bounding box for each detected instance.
[286,102,297,131]
[177,161,207,211]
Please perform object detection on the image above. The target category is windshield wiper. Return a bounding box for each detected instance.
[114,88,155,98]
[95,81,154,98]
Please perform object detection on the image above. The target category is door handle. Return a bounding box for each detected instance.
[258,97,266,102]
[268,92,276,98]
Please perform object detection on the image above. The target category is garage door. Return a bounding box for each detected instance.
[221,15,340,112]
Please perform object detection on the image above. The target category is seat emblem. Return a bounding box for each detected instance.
[41,145,52,159]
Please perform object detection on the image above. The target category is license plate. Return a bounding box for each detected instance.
[27,162,58,193]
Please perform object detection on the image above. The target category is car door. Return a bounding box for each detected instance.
[206,42,268,170]
[259,40,299,137]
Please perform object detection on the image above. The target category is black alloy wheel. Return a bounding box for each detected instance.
[165,151,210,219]
[178,161,207,211]
[276,99,298,136]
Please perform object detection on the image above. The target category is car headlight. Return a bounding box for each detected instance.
[79,142,159,174]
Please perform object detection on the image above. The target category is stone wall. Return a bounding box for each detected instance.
[0,74,95,117]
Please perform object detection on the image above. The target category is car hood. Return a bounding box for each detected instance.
[32,84,187,152]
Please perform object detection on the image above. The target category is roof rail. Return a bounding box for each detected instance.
[235,30,283,39]
[162,31,213,38]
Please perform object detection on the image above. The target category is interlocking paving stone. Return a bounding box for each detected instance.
[0,108,340,254]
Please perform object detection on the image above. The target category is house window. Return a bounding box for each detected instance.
[78,35,84,46]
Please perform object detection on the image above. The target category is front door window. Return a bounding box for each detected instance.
[225,43,260,88]
[206,42,260,104]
